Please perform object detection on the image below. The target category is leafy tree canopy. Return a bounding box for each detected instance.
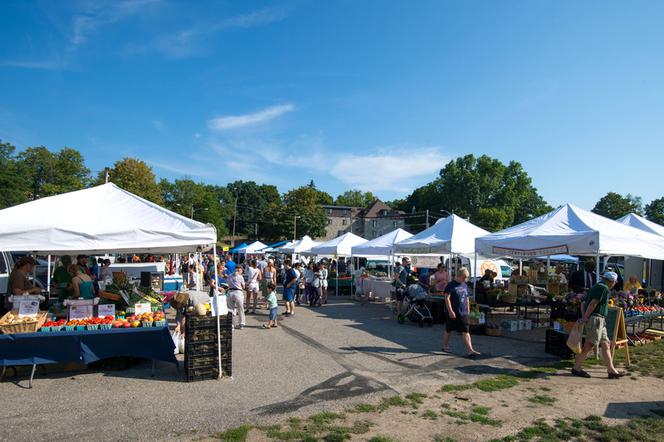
[18,146,90,200]
[592,192,643,220]
[97,157,162,204]
[644,197,664,226]
[335,189,376,208]
[280,186,328,239]
[0,141,30,209]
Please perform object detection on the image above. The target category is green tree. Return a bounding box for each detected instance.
[305,179,333,205]
[280,186,328,239]
[0,141,30,208]
[592,192,642,220]
[401,154,551,232]
[645,197,664,226]
[336,189,376,208]
[17,146,90,200]
[160,178,231,239]
[225,181,283,240]
[98,157,162,204]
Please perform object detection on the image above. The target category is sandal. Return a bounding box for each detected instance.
[466,352,481,359]
[608,371,626,379]
[441,348,451,354]
[262,324,269,329]
[571,369,591,378]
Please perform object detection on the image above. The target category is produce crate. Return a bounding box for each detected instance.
[185,366,219,382]
[184,313,233,381]
[545,329,574,359]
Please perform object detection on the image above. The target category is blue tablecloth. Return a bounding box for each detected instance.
[0,326,177,366]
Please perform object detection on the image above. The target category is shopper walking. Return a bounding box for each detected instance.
[262,259,277,297]
[303,262,314,305]
[246,259,262,314]
[227,266,246,329]
[311,263,322,307]
[282,259,298,316]
[320,262,329,305]
[262,282,279,329]
[442,268,480,358]
[572,271,626,379]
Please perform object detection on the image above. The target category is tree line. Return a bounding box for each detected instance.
[1,143,663,241]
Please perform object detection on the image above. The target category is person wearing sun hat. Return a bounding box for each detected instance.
[572,271,626,379]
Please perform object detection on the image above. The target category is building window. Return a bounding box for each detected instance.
[327,218,332,225]
[342,219,347,226]
[372,230,377,237]
[393,221,398,228]
[371,220,377,228]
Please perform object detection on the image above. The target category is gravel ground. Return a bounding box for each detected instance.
[0,298,558,441]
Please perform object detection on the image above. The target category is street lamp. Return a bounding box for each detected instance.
[293,215,301,241]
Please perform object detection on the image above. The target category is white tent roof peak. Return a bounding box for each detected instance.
[281,235,320,254]
[0,182,217,254]
[309,232,367,256]
[395,214,490,255]
[475,204,664,260]
[351,228,413,257]
[241,241,269,254]
[617,213,664,237]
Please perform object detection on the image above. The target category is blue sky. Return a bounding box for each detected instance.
[1,0,663,209]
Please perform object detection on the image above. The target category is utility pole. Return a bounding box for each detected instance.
[425,209,430,229]
[232,198,237,246]
[293,215,301,241]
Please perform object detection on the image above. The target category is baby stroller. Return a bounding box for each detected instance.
[398,283,433,327]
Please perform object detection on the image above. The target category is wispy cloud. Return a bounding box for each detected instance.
[208,103,295,131]
[330,147,450,193]
[2,58,69,70]
[146,160,213,178]
[152,119,165,131]
[72,0,161,46]
[125,6,290,58]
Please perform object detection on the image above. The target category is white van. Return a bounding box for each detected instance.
[0,251,14,295]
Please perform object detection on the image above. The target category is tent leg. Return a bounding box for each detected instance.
[336,259,339,298]
[47,255,51,293]
[473,252,478,300]
[213,243,222,380]
[519,259,523,275]
[596,252,601,280]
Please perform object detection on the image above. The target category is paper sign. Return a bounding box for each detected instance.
[492,245,569,258]
[98,304,116,318]
[18,300,39,317]
[69,304,94,320]
[134,302,151,315]
[210,295,229,317]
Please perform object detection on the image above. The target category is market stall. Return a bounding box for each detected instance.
[351,228,413,301]
[0,183,219,385]
[475,204,664,347]
[308,232,367,296]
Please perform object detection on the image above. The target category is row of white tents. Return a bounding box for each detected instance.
[2,183,663,287]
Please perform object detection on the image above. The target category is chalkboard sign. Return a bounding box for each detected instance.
[606,307,630,366]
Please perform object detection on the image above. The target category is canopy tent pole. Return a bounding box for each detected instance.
[336,257,339,297]
[596,251,601,281]
[519,259,523,275]
[547,255,551,281]
[47,254,51,293]
[473,252,478,300]
[212,242,222,380]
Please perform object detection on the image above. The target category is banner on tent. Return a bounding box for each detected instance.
[492,245,569,258]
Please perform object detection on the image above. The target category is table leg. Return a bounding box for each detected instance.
[1,365,6,381]
[151,359,156,377]
[29,364,36,389]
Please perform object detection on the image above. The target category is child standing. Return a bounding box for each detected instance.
[263,282,279,329]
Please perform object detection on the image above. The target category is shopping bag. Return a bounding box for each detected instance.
[566,322,583,354]
[171,330,180,354]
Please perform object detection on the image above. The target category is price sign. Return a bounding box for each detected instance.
[18,300,39,317]
[69,304,93,320]
[210,294,229,317]
[134,303,151,315]
[98,304,115,318]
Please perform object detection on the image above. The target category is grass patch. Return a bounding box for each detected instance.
[471,406,491,415]
[442,406,502,427]
[421,409,438,420]
[350,403,377,413]
[495,415,664,442]
[528,395,557,406]
[433,436,457,442]
[405,392,427,405]
[469,413,502,427]
[583,339,664,379]
[368,436,399,442]
[213,425,253,441]
[377,395,409,411]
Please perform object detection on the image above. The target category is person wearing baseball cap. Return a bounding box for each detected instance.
[572,271,626,379]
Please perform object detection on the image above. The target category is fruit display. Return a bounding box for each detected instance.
[0,311,39,325]
[38,312,166,331]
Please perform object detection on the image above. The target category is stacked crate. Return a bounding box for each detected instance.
[184,313,233,381]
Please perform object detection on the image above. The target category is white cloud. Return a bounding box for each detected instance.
[2,58,68,70]
[152,119,165,131]
[72,0,161,45]
[330,147,450,193]
[125,6,290,58]
[208,103,295,131]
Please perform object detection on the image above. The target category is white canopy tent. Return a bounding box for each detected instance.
[476,204,664,261]
[239,241,268,255]
[617,213,664,237]
[351,228,413,257]
[281,235,320,255]
[309,232,367,297]
[0,183,217,254]
[394,214,490,255]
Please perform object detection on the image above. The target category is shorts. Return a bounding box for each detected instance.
[283,287,294,302]
[396,288,406,302]
[249,282,260,292]
[269,307,278,321]
[445,313,470,333]
[321,280,328,289]
[584,315,609,345]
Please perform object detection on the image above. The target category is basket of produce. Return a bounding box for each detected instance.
[0,310,48,334]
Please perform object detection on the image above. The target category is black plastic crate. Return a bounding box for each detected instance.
[186,314,233,330]
[185,356,232,370]
[545,329,574,359]
[185,366,219,382]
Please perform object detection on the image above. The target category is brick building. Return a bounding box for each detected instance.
[320,200,406,241]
